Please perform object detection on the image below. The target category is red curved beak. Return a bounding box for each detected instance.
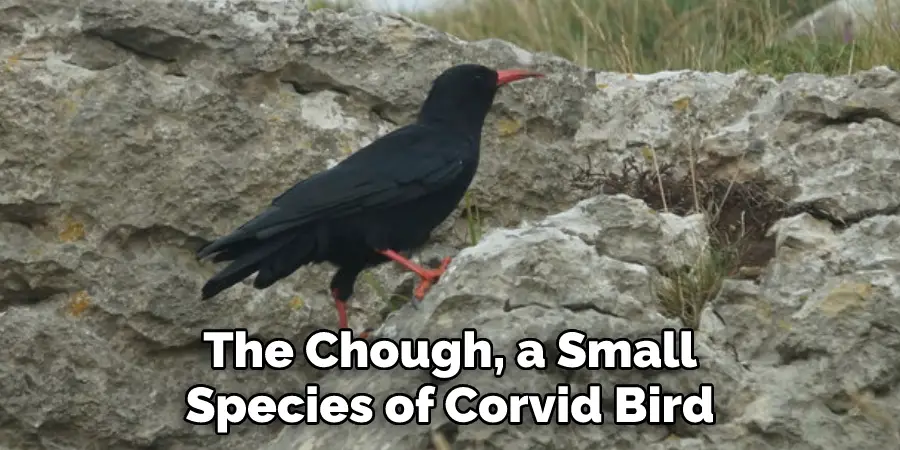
[496,69,544,86]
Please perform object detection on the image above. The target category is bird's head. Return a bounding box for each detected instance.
[419,64,544,133]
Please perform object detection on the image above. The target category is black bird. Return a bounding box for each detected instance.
[196,64,544,332]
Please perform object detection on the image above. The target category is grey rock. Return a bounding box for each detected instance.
[782,0,900,42]
[2,0,900,449]
[701,213,900,449]
[266,195,740,450]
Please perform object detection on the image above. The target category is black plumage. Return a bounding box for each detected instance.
[196,64,543,331]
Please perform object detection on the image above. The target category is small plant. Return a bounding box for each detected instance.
[656,236,740,329]
[570,147,787,329]
[645,157,750,329]
[462,191,484,247]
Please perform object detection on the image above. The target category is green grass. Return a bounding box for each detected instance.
[462,191,484,246]
[309,0,358,11]
[315,0,900,76]
[655,239,739,329]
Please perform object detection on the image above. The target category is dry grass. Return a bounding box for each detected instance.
[415,0,900,76]
[656,241,737,329]
[317,0,900,76]
[570,149,788,328]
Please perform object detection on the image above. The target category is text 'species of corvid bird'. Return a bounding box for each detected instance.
[196,63,544,334]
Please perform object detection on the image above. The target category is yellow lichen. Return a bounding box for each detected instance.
[672,97,691,111]
[496,118,522,137]
[68,290,91,317]
[596,83,608,89]
[820,282,871,317]
[59,216,85,242]
[640,145,656,162]
[4,53,21,72]
[776,318,792,331]
[289,296,304,309]
[60,98,78,119]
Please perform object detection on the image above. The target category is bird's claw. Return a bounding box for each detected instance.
[412,257,452,301]
[358,328,374,340]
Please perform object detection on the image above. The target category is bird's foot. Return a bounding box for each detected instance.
[412,257,452,301]
[358,327,374,340]
[376,249,453,302]
[336,325,374,339]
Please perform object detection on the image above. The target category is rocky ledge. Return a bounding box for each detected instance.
[2,0,899,449]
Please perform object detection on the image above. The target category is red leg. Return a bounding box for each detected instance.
[332,288,371,339]
[332,288,349,329]
[378,250,452,300]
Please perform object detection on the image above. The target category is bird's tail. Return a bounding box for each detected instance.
[200,231,316,300]
[252,234,317,289]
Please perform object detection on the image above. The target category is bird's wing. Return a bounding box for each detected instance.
[198,124,467,257]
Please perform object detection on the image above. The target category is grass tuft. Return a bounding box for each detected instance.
[414,0,900,76]
[462,191,485,247]
[570,150,788,328]
[655,237,739,329]
[316,0,900,76]
[309,0,358,11]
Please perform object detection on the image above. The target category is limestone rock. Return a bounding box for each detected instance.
[700,213,900,449]
[2,0,900,449]
[782,0,900,42]
[266,194,738,450]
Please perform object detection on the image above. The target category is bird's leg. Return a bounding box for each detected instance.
[332,288,371,339]
[378,249,452,300]
[332,288,350,330]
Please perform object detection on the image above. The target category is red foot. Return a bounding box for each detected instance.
[413,257,452,300]
[332,289,373,338]
[378,250,452,301]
